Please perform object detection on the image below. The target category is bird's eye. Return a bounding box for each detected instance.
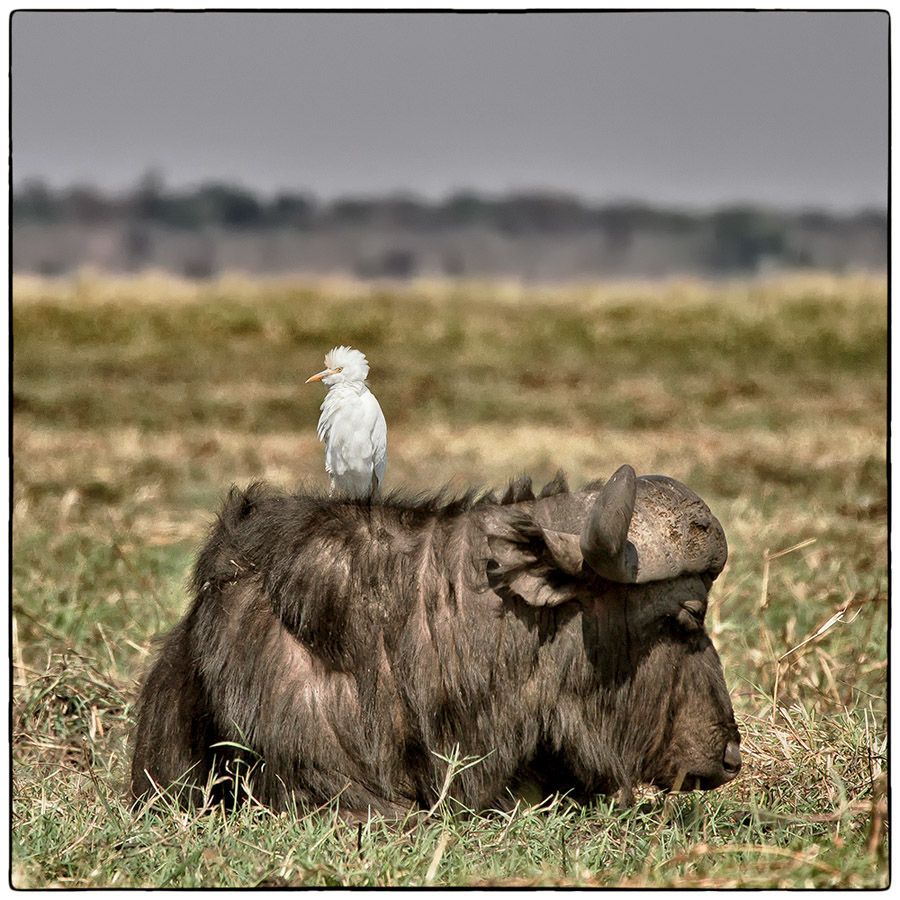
[336,367,344,373]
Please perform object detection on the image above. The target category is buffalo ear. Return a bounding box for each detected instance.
[484,512,581,607]
[540,529,584,576]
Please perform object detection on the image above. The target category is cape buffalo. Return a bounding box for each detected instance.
[131,464,741,815]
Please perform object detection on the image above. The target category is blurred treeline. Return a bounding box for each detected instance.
[13,172,887,279]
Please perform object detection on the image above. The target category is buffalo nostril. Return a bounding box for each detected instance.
[723,741,742,775]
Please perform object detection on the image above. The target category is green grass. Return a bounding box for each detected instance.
[12,272,887,887]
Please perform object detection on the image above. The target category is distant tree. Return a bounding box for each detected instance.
[796,209,833,231]
[495,193,590,233]
[128,171,207,229]
[13,179,60,223]
[440,191,491,227]
[326,197,373,225]
[10,178,884,277]
[330,198,377,227]
[182,237,217,279]
[158,194,207,229]
[132,168,167,221]
[269,191,316,228]
[123,222,153,271]
[851,208,888,230]
[708,206,786,273]
[383,194,429,229]
[594,203,697,235]
[595,205,638,255]
[196,182,263,228]
[62,184,112,224]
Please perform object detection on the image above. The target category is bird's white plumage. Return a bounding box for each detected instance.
[308,346,387,498]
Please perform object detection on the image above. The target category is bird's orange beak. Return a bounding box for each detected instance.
[305,368,333,384]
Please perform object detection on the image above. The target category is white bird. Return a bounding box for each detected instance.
[305,346,387,498]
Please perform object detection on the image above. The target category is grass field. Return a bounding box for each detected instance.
[12,271,888,887]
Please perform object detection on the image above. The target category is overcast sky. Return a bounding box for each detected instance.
[11,10,888,210]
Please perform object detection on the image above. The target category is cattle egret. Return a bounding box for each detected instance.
[306,346,387,498]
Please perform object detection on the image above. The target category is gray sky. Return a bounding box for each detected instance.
[11,10,888,210]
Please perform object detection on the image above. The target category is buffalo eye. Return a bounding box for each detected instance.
[674,597,706,632]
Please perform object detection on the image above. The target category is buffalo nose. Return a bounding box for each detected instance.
[723,741,742,777]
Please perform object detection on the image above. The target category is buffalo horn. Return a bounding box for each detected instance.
[581,466,728,584]
[580,464,639,582]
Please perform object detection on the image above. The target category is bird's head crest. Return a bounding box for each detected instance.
[323,346,370,383]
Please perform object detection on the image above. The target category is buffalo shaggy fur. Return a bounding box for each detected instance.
[131,469,741,815]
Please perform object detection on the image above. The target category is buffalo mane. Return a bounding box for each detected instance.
[192,471,573,609]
